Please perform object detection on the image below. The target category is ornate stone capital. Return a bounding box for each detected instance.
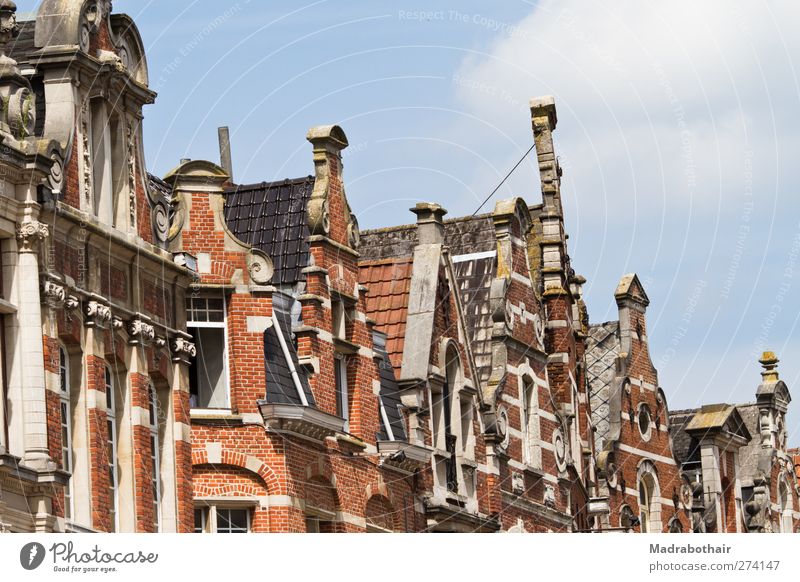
[171,334,196,365]
[42,280,66,309]
[16,221,49,252]
[84,300,112,329]
[127,316,155,346]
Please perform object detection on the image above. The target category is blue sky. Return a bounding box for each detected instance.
[17,1,800,440]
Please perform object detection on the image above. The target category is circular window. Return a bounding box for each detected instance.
[638,404,653,441]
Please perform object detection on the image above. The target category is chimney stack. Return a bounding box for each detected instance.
[411,202,447,245]
[218,126,233,182]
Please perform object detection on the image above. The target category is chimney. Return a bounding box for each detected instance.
[411,202,447,245]
[218,126,233,182]
[530,96,560,213]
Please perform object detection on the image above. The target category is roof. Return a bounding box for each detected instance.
[374,334,408,442]
[668,408,701,468]
[7,20,35,66]
[358,258,413,374]
[223,177,315,285]
[586,321,620,450]
[148,173,173,201]
[264,307,315,407]
[735,403,763,486]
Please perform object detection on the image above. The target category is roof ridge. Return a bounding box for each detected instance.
[226,176,314,193]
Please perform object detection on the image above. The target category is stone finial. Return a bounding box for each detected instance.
[0,1,18,49]
[530,95,557,131]
[759,351,780,383]
[410,202,447,245]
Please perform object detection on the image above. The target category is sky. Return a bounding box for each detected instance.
[16,1,800,442]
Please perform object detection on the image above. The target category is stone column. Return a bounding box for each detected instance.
[9,220,51,469]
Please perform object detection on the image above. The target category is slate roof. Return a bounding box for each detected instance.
[223,177,315,285]
[264,308,315,406]
[7,20,35,65]
[670,403,763,486]
[358,258,413,374]
[148,173,173,201]
[668,408,702,468]
[586,321,620,450]
[374,334,408,442]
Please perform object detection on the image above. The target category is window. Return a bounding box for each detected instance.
[194,506,251,533]
[779,481,793,533]
[334,355,349,431]
[148,384,161,532]
[637,472,659,533]
[105,366,118,532]
[188,297,230,409]
[331,299,346,340]
[638,404,652,442]
[521,377,541,468]
[59,345,73,521]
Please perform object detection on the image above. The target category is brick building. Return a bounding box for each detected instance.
[670,353,800,533]
[0,0,195,533]
[2,1,799,535]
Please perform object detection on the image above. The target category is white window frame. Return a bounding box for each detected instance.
[194,505,252,533]
[521,375,542,469]
[335,354,349,432]
[59,344,74,521]
[148,384,161,532]
[105,366,119,532]
[639,479,652,533]
[187,296,231,411]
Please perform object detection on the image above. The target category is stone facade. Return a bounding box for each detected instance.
[2,2,799,535]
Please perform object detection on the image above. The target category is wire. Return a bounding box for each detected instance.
[472,143,536,216]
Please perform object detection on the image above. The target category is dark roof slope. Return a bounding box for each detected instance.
[7,20,35,66]
[148,173,173,201]
[224,177,314,285]
[374,336,408,442]
[264,308,315,406]
[668,408,701,468]
[586,322,620,450]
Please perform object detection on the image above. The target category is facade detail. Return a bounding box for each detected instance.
[1,2,797,534]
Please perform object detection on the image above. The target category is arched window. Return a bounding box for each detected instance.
[638,478,653,532]
[59,344,73,520]
[779,480,793,533]
[148,383,161,532]
[521,376,541,469]
[105,366,118,532]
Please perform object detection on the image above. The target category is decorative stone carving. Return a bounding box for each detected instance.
[247,249,274,285]
[552,428,567,472]
[5,85,35,137]
[48,151,65,194]
[511,472,524,495]
[347,213,360,248]
[171,335,197,364]
[111,316,124,330]
[42,280,66,309]
[154,336,166,349]
[127,120,137,227]
[84,300,112,329]
[81,102,92,207]
[152,202,170,243]
[127,317,155,345]
[496,407,509,453]
[65,295,80,312]
[16,221,49,252]
[543,484,556,508]
[0,1,18,47]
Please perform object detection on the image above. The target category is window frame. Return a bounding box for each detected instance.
[334,354,349,432]
[187,296,231,411]
[148,383,162,532]
[193,505,252,534]
[105,365,119,532]
[58,344,74,521]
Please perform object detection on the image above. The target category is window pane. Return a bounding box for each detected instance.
[194,508,207,533]
[217,509,248,533]
[190,328,229,408]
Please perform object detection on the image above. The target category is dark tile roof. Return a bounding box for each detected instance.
[148,173,173,201]
[668,408,701,468]
[224,177,315,285]
[7,20,35,66]
[374,336,407,442]
[264,308,315,407]
[735,403,762,485]
[444,214,495,255]
[359,258,414,374]
[453,254,496,386]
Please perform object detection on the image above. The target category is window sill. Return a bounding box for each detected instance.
[190,409,242,425]
[258,401,346,442]
[336,433,367,450]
